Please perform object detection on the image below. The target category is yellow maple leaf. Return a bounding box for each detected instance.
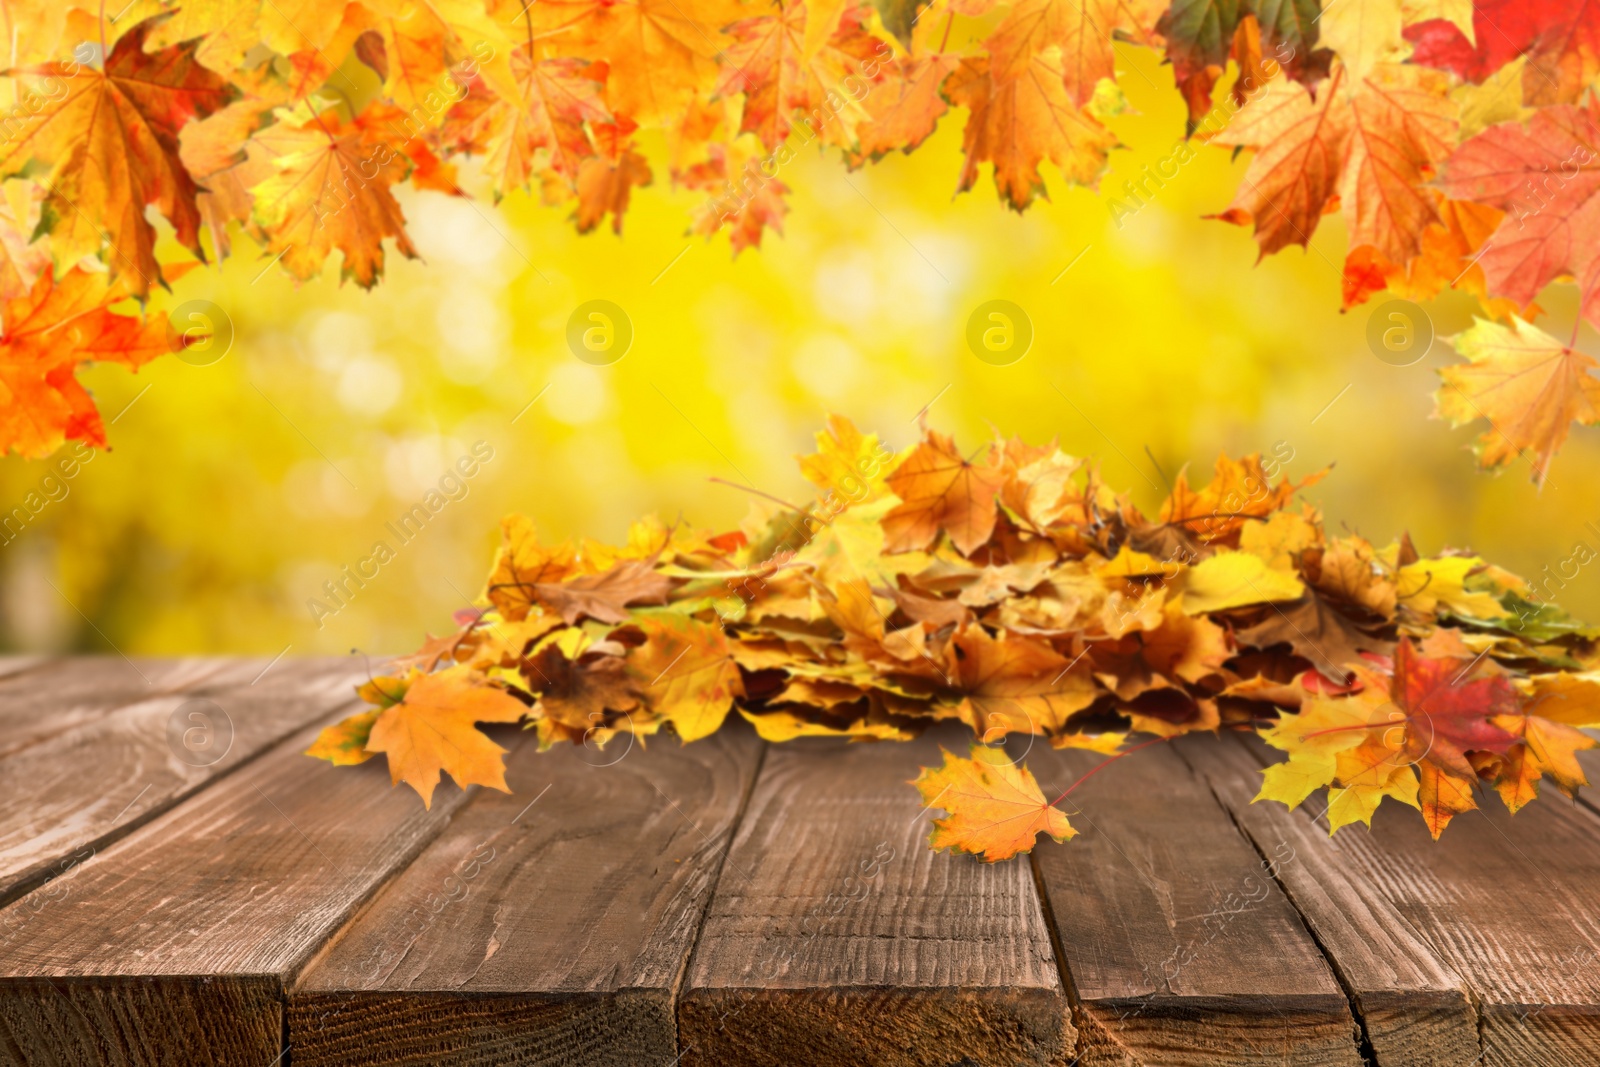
[1417,761,1477,838]
[1525,672,1600,727]
[305,709,381,766]
[1395,556,1508,619]
[1181,551,1305,614]
[797,413,898,502]
[628,613,744,740]
[739,708,914,741]
[913,744,1076,862]
[1327,738,1420,832]
[485,515,578,621]
[1436,316,1600,486]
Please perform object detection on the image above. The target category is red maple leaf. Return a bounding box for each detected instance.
[1406,0,1600,105]
[1390,639,1520,779]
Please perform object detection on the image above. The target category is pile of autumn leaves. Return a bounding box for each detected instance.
[309,416,1600,861]
[8,1,1600,475]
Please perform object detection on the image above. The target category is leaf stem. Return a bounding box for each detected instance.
[708,476,809,514]
[1050,735,1171,806]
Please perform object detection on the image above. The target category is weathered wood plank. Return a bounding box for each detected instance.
[1028,740,1363,1067]
[0,656,48,683]
[1177,733,1480,1066]
[0,665,470,1066]
[290,725,765,1066]
[1212,736,1600,1066]
[678,728,1072,1067]
[0,657,234,759]
[0,657,362,905]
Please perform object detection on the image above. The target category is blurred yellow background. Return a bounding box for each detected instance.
[5,43,1598,656]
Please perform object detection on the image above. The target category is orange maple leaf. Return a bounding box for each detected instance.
[883,429,1005,555]
[946,52,1119,211]
[1158,452,1324,544]
[574,137,653,235]
[985,0,1163,105]
[1209,62,1458,266]
[519,0,748,121]
[948,625,1099,737]
[850,54,958,165]
[364,668,530,808]
[0,268,183,458]
[463,52,611,198]
[913,743,1076,862]
[714,2,884,151]
[0,14,233,296]
[245,104,419,287]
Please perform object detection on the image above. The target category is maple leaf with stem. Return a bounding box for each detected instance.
[461,52,611,200]
[882,428,1005,555]
[1435,316,1600,485]
[1258,638,1522,830]
[0,14,233,296]
[244,103,420,288]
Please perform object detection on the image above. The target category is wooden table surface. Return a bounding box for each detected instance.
[0,656,1597,1066]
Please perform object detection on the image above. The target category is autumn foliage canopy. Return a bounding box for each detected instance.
[309,416,1600,861]
[1,1,1600,475]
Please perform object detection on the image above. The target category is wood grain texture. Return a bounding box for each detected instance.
[0,663,469,1067]
[1231,735,1600,1067]
[0,657,362,904]
[290,725,765,1067]
[0,657,232,759]
[1028,741,1363,1067]
[679,727,1073,1067]
[1178,734,1479,1066]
